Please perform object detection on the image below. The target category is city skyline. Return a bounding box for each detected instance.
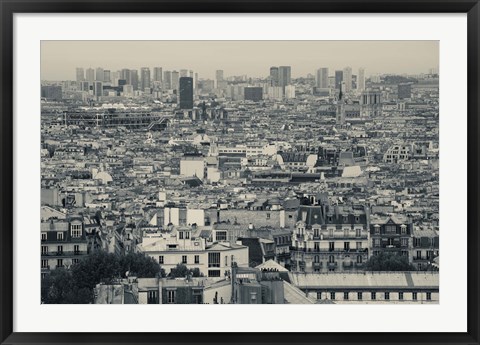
[41,41,439,81]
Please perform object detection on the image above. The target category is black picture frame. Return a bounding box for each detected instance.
[1,1,479,344]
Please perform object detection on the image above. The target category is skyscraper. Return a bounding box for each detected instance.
[270,67,279,86]
[121,69,131,85]
[153,67,163,83]
[86,68,95,82]
[215,70,224,88]
[357,67,365,92]
[76,68,85,82]
[130,70,139,90]
[180,69,188,78]
[171,71,179,90]
[343,67,352,92]
[103,70,111,83]
[316,68,329,88]
[164,71,172,89]
[278,66,291,88]
[93,81,103,98]
[179,77,194,109]
[141,67,151,91]
[335,70,343,90]
[95,68,104,82]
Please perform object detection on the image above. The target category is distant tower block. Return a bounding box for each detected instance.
[336,88,346,125]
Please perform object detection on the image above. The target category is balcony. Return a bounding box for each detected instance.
[41,251,87,257]
[355,262,364,268]
[313,262,322,268]
[327,262,337,268]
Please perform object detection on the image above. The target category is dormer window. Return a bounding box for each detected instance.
[400,225,407,234]
[374,225,380,234]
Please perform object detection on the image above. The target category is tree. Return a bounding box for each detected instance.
[364,252,416,271]
[119,252,165,278]
[169,264,203,278]
[42,251,164,304]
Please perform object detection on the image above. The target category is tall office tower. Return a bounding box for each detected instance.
[120,69,131,84]
[357,67,365,92]
[180,69,188,78]
[343,66,352,92]
[189,70,194,78]
[130,70,139,90]
[171,71,179,90]
[93,81,103,97]
[179,77,193,109]
[163,71,172,89]
[86,68,95,82]
[194,73,199,90]
[316,68,329,88]
[76,68,85,82]
[285,85,296,99]
[270,67,279,86]
[103,70,111,83]
[278,66,291,88]
[95,68,104,82]
[153,67,163,83]
[140,67,151,91]
[335,70,343,90]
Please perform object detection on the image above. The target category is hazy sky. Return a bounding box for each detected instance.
[41,41,438,80]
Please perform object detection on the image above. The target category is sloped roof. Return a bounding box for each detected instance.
[255,259,288,272]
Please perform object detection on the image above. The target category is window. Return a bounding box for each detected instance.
[412,292,418,301]
[185,231,190,239]
[71,224,82,238]
[344,242,350,251]
[344,292,349,300]
[374,225,380,234]
[208,270,221,277]
[343,216,348,223]
[313,228,319,237]
[225,255,228,266]
[329,242,335,251]
[416,251,422,259]
[179,231,184,239]
[355,229,362,237]
[344,228,349,237]
[194,255,199,264]
[250,292,257,303]
[314,242,320,251]
[314,255,320,263]
[357,292,363,300]
[357,255,362,263]
[356,242,362,250]
[266,213,270,219]
[208,252,221,267]
[72,258,79,265]
[328,255,335,263]
[57,245,63,254]
[57,259,63,268]
[401,225,407,234]
[159,256,164,264]
[57,232,64,240]
[41,246,48,255]
[426,292,432,301]
[167,290,176,304]
[399,292,404,300]
[427,251,433,260]
[216,231,227,241]
[41,232,47,241]
[182,255,187,264]
[328,228,334,237]
[147,290,158,304]
[373,239,381,247]
[371,292,376,300]
[317,292,322,300]
[41,260,48,269]
[385,225,396,233]
[330,292,336,300]
[385,292,390,300]
[74,245,80,254]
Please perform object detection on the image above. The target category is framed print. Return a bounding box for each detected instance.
[1,1,479,344]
